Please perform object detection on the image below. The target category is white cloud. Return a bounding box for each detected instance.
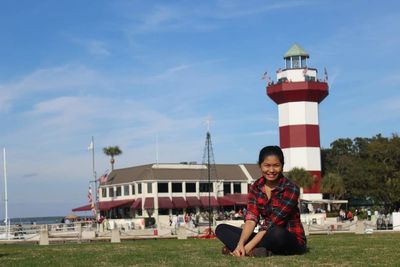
[71,38,111,56]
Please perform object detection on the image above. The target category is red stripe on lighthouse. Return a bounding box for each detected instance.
[279,125,320,148]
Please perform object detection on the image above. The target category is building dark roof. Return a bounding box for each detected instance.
[103,163,261,185]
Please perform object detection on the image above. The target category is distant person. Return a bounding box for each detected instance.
[215,146,307,257]
[346,210,353,222]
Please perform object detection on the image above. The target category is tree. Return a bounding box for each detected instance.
[320,172,345,200]
[103,146,122,171]
[286,167,314,191]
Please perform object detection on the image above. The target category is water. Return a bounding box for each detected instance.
[1,216,65,226]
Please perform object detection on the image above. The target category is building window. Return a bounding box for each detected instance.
[116,186,122,197]
[109,187,114,198]
[138,183,142,194]
[124,185,130,196]
[158,209,169,215]
[233,182,241,193]
[172,183,182,193]
[131,184,135,195]
[158,183,168,193]
[102,188,107,198]
[186,183,196,193]
[223,182,231,194]
[200,182,213,192]
[147,182,152,193]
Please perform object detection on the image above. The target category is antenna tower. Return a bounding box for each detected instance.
[201,131,218,238]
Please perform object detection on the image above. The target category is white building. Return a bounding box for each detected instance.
[73,162,261,223]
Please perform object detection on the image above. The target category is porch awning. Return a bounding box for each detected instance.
[172,197,188,209]
[72,199,134,212]
[199,196,219,207]
[131,198,142,210]
[186,197,201,207]
[72,204,92,212]
[158,197,174,209]
[224,194,248,206]
[100,199,134,210]
[217,196,236,206]
[144,198,154,209]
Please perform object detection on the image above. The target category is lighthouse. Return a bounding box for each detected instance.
[267,44,328,195]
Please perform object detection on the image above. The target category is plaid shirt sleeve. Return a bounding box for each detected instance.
[269,183,300,226]
[244,182,260,224]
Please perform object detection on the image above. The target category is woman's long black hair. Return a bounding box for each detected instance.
[258,145,284,166]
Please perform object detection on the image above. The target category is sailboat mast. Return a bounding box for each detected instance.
[3,148,8,234]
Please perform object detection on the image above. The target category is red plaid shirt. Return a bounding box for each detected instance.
[245,175,306,246]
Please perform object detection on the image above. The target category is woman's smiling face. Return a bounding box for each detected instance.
[259,155,283,182]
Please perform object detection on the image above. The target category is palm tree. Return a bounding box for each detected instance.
[286,167,314,189]
[320,172,346,200]
[103,146,122,171]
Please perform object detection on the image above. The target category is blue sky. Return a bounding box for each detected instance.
[1,0,399,218]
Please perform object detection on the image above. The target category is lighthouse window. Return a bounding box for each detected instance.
[285,58,291,69]
[102,188,107,198]
[292,57,300,68]
[301,57,307,67]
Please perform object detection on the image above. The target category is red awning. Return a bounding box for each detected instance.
[99,199,134,210]
[131,198,142,209]
[224,194,248,206]
[199,196,219,207]
[144,198,154,209]
[217,196,236,206]
[72,199,134,212]
[172,197,188,209]
[158,197,174,209]
[72,204,92,212]
[186,196,201,207]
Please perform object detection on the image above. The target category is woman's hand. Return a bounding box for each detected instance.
[231,243,246,257]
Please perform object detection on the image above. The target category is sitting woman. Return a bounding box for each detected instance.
[215,145,307,257]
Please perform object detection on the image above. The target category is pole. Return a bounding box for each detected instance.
[91,136,99,222]
[3,148,9,240]
[207,133,211,236]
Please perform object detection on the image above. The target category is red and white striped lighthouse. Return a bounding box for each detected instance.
[267,44,328,193]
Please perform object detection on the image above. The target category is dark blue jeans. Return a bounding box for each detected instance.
[215,223,306,255]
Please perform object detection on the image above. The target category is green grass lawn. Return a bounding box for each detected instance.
[1,233,400,266]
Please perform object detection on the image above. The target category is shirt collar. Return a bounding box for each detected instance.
[259,174,286,193]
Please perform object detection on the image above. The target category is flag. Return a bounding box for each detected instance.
[88,185,94,208]
[99,171,109,184]
[261,71,268,80]
[88,185,96,216]
[324,67,328,81]
[87,140,93,150]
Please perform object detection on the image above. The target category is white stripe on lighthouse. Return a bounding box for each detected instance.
[278,101,319,127]
[282,147,321,173]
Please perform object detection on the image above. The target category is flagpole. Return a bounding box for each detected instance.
[3,148,9,240]
[91,136,99,222]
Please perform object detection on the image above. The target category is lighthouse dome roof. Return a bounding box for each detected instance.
[284,43,309,59]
